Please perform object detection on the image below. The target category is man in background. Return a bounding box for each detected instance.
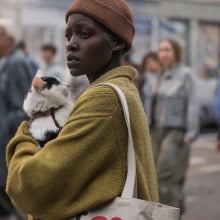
[0,18,32,219]
[40,43,68,81]
[17,40,39,78]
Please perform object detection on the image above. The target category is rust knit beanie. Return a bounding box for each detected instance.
[65,0,135,51]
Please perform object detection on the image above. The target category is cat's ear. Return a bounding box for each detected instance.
[35,69,44,78]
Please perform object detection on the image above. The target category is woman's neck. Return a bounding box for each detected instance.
[87,54,121,84]
[164,62,178,72]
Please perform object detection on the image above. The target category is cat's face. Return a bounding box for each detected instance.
[23,76,70,116]
[32,76,70,99]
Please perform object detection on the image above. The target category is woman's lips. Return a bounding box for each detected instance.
[67,54,80,61]
[67,55,80,67]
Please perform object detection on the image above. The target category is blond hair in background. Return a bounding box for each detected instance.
[0,18,20,43]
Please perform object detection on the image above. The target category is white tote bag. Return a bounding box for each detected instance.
[72,83,180,220]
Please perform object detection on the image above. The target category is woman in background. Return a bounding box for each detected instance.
[151,39,199,214]
[139,52,161,125]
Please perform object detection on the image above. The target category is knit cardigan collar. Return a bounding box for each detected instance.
[90,66,137,86]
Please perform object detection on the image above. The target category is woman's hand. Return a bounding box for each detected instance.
[184,136,194,145]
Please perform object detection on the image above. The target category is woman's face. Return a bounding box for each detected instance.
[0,28,11,58]
[65,13,113,78]
[145,57,160,74]
[158,40,176,69]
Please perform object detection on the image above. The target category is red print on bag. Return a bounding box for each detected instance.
[91,217,122,220]
[91,217,107,220]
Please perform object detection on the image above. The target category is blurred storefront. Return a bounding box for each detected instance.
[0,0,220,73]
[132,15,189,65]
[129,0,220,74]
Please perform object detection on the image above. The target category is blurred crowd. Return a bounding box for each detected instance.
[129,39,199,215]
[0,17,220,220]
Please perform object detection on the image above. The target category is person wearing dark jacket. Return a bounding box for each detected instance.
[0,18,32,219]
[17,40,39,78]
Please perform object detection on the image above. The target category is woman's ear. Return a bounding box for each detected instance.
[107,30,126,52]
[112,42,126,52]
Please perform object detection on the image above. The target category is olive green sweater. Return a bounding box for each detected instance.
[6,66,159,220]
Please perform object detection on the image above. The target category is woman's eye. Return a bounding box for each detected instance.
[80,31,90,39]
[65,32,72,41]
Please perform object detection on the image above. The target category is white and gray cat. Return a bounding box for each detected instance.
[23,70,73,148]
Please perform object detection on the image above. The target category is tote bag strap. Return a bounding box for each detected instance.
[98,83,136,199]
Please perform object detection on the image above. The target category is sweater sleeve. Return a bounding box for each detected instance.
[184,71,199,140]
[6,86,126,220]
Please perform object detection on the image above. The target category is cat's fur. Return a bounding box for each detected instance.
[23,70,73,147]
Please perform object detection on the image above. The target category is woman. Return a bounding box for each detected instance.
[6,1,159,219]
[139,52,161,125]
[151,39,199,213]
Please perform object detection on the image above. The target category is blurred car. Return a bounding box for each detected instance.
[196,77,217,128]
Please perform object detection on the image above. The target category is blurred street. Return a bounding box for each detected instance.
[0,0,220,219]
[183,132,220,220]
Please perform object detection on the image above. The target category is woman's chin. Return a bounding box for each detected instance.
[69,68,85,77]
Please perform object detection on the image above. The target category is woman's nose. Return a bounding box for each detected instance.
[66,36,79,51]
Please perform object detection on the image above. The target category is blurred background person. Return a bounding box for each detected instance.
[121,53,141,87]
[150,38,199,214]
[0,18,31,220]
[40,43,68,81]
[17,40,39,78]
[139,52,161,125]
[122,53,133,66]
[203,59,218,79]
[69,75,89,101]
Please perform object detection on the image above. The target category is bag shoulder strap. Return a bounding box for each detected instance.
[98,83,136,199]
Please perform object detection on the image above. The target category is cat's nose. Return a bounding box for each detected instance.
[32,77,46,92]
